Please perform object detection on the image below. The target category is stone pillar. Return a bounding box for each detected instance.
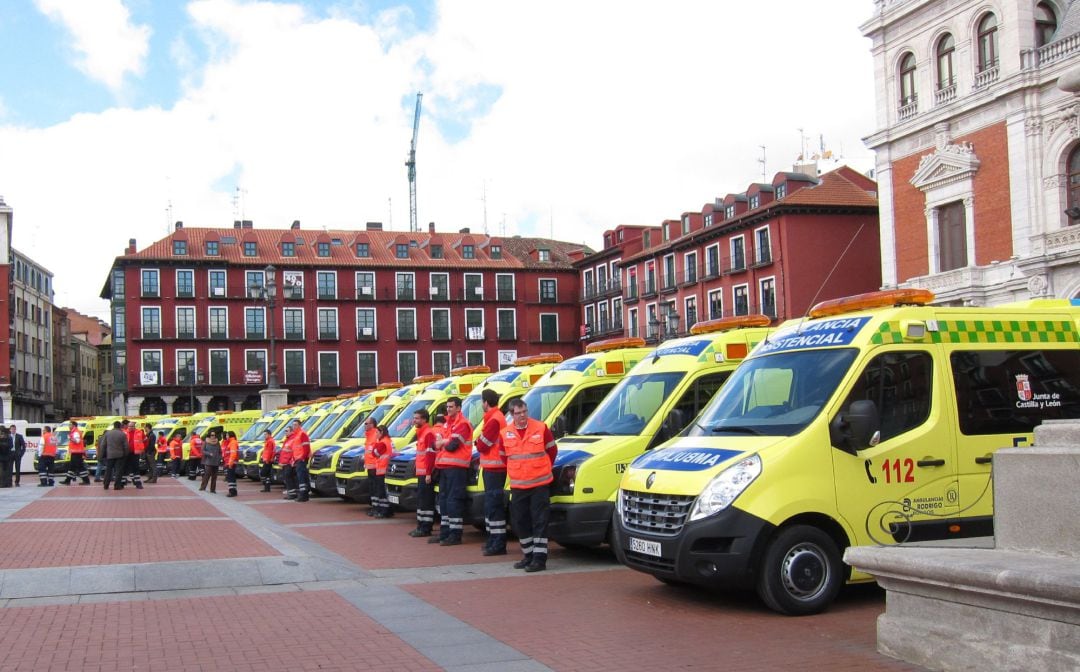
[196,395,213,413]
[260,388,289,413]
[162,396,178,414]
[126,396,143,417]
[234,400,244,411]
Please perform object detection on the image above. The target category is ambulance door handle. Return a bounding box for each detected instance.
[974,456,993,465]
[916,458,945,467]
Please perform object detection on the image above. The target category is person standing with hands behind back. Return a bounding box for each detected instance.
[259,429,275,492]
[429,396,473,546]
[409,409,437,537]
[224,431,240,497]
[503,398,558,573]
[9,426,25,487]
[199,431,222,493]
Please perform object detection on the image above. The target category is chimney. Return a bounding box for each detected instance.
[365,222,383,231]
[127,238,137,254]
[174,221,183,230]
[290,220,300,230]
[242,220,253,229]
[233,221,242,229]
[459,227,470,234]
[428,222,435,233]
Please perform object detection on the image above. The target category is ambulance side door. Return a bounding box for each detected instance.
[830,348,959,546]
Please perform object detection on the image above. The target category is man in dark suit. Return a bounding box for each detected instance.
[8,426,25,487]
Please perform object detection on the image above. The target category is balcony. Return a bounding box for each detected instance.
[428,285,449,301]
[283,287,304,300]
[397,329,418,341]
[497,328,517,341]
[496,287,515,302]
[357,327,377,341]
[1024,32,1080,69]
[396,289,415,301]
[142,330,160,340]
[431,328,451,342]
[176,330,195,340]
[973,65,999,90]
[897,96,918,121]
[463,286,485,301]
[318,330,338,340]
[624,284,640,304]
[284,330,305,341]
[641,282,658,299]
[751,249,773,268]
[356,286,375,300]
[465,327,485,341]
[317,291,337,301]
[934,83,956,106]
[209,330,228,340]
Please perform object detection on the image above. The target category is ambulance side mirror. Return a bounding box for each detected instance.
[551,415,567,439]
[658,409,686,443]
[829,400,880,455]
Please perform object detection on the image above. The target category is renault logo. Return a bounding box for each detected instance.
[646,472,656,489]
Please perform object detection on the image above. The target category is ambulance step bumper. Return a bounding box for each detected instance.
[548,502,615,547]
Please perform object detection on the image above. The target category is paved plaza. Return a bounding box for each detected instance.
[0,478,922,671]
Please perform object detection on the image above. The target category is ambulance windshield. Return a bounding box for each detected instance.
[577,372,685,436]
[690,349,857,437]
[691,350,859,440]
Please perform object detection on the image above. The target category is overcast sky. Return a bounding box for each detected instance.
[0,0,878,320]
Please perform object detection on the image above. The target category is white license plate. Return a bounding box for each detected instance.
[629,537,662,557]
[387,494,400,504]
[336,485,346,495]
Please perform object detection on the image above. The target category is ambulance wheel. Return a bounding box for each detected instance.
[756,525,842,616]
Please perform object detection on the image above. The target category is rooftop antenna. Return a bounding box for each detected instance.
[500,212,507,237]
[165,199,172,235]
[388,196,393,229]
[798,127,808,161]
[758,145,767,183]
[481,181,488,235]
[406,92,423,232]
[232,186,247,221]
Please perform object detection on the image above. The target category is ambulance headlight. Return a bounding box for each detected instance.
[553,456,588,496]
[688,454,761,522]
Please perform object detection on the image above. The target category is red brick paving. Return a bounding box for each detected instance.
[10,499,223,520]
[43,481,195,498]
[295,517,573,570]
[246,496,370,526]
[405,570,920,672]
[0,591,439,672]
[0,521,279,568]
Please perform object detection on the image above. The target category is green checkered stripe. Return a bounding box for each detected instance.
[870,320,1079,345]
[697,341,719,363]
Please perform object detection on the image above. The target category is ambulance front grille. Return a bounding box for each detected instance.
[242,448,258,462]
[309,453,331,470]
[387,459,415,479]
[338,456,360,474]
[620,489,695,537]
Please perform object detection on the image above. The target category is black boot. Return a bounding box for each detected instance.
[513,555,533,569]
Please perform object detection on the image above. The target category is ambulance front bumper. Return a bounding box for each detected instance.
[385,479,418,510]
[613,505,774,590]
[548,501,615,547]
[313,473,339,497]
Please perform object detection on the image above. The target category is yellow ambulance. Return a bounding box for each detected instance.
[548,318,773,548]
[614,290,1080,615]
[182,410,262,458]
[309,389,392,496]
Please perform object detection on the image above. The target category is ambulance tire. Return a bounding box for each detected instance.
[757,525,843,616]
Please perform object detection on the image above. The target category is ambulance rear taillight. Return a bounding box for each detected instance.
[687,454,762,521]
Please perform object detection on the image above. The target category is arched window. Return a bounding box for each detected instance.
[1036,2,1058,48]
[977,13,999,72]
[1067,145,1080,221]
[899,52,917,105]
[936,34,955,89]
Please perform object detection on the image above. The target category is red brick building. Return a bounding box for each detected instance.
[577,167,882,344]
[102,221,588,415]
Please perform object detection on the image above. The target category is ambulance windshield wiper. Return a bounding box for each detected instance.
[710,425,762,435]
[579,430,612,436]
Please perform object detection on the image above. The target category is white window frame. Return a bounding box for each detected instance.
[208,269,227,298]
[432,350,452,376]
[628,307,639,338]
[759,276,777,318]
[209,348,230,385]
[208,306,229,339]
[539,277,558,303]
[464,272,484,300]
[396,307,417,340]
[175,349,197,384]
[356,307,377,340]
[244,349,267,384]
[355,271,375,299]
[539,312,559,343]
[142,306,162,339]
[705,243,721,277]
[396,272,416,300]
[684,295,698,328]
[282,307,305,340]
[583,268,594,293]
[465,307,485,340]
[495,273,515,300]
[730,235,746,270]
[397,351,418,381]
[317,307,339,340]
[465,350,486,366]
[356,351,378,388]
[684,251,698,283]
[245,306,267,339]
[584,305,596,331]
[245,270,265,298]
[316,270,338,300]
[708,289,724,319]
[140,349,163,385]
[496,308,516,340]
[733,283,750,316]
[175,306,196,339]
[141,268,160,297]
[318,351,339,387]
[662,253,675,288]
[175,269,195,298]
[430,307,451,340]
[754,225,771,264]
[429,272,449,298]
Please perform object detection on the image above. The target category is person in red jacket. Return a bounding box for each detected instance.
[63,421,91,485]
[224,431,240,497]
[139,423,157,483]
[38,426,57,487]
[169,434,184,478]
[429,396,473,546]
[259,429,275,493]
[477,389,508,556]
[371,424,394,518]
[126,421,146,490]
[503,398,558,573]
[361,417,379,516]
[279,428,297,500]
[156,432,168,476]
[287,420,312,502]
[409,409,437,536]
[187,431,204,481]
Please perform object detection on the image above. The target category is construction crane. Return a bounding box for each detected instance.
[406,92,423,232]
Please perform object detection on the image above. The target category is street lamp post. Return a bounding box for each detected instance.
[666,310,681,339]
[248,265,279,389]
[187,362,205,413]
[648,316,661,343]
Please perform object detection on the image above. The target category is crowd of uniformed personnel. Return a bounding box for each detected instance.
[36,398,558,572]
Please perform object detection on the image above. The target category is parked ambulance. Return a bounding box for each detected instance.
[614,290,1080,615]
[548,318,773,548]
[309,388,394,496]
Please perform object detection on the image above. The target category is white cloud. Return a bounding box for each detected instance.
[2,0,877,319]
[35,0,151,91]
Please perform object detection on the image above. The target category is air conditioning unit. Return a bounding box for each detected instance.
[361,327,373,336]
[212,287,225,297]
[359,286,372,295]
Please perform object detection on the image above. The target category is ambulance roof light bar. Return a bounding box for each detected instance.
[809,289,935,319]
[450,365,492,376]
[513,353,564,366]
[689,314,772,335]
[585,336,648,354]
